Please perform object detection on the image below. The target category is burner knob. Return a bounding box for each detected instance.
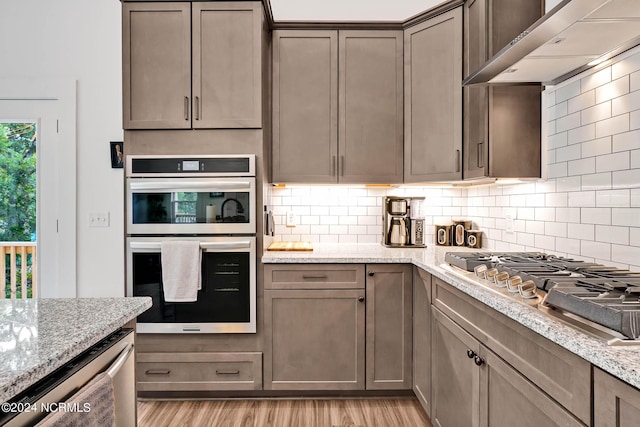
[494,271,510,288]
[518,280,538,299]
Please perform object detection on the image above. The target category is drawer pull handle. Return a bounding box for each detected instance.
[358,296,365,303]
[146,369,171,375]
[466,349,476,359]
[474,355,485,367]
[302,275,327,279]
[216,369,240,375]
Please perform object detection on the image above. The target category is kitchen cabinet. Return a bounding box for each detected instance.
[432,308,585,427]
[463,0,543,179]
[365,264,412,390]
[123,1,262,130]
[412,268,432,416]
[594,367,640,427]
[431,277,591,426]
[271,30,403,183]
[404,7,462,182]
[264,264,411,391]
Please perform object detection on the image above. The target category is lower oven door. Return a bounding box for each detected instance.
[126,236,256,333]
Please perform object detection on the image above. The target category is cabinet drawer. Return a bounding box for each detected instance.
[137,352,262,391]
[432,278,591,425]
[265,264,365,289]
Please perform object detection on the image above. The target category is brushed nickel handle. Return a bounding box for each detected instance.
[216,369,240,375]
[332,156,336,176]
[456,149,461,173]
[477,142,484,168]
[340,155,345,176]
[146,369,171,375]
[195,96,200,120]
[302,274,328,279]
[184,96,189,120]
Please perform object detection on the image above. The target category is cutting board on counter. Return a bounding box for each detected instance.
[267,241,314,251]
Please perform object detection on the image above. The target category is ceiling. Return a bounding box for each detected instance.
[269,0,448,22]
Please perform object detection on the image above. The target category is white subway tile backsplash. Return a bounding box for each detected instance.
[517,207,535,220]
[535,207,556,221]
[568,191,595,207]
[548,101,568,121]
[545,221,567,237]
[581,172,612,191]
[612,169,640,189]
[632,110,640,130]
[517,232,535,247]
[631,150,640,169]
[596,189,630,207]
[581,136,612,158]
[581,101,611,125]
[535,235,555,250]
[612,208,640,227]
[595,114,630,138]
[612,52,640,80]
[568,90,595,113]
[556,237,581,255]
[556,207,581,223]
[632,70,640,92]
[612,89,640,116]
[545,192,568,207]
[582,67,612,92]
[611,244,640,266]
[556,112,582,132]
[595,76,630,104]
[548,132,568,149]
[581,208,612,225]
[556,80,581,102]
[526,220,545,235]
[568,158,595,176]
[556,144,581,162]
[595,225,629,245]
[581,240,611,260]
[569,223,595,240]
[612,129,640,152]
[595,151,630,173]
[568,123,596,145]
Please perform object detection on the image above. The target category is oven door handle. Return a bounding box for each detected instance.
[129,180,252,191]
[129,241,253,251]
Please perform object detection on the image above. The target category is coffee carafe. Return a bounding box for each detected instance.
[388,217,407,245]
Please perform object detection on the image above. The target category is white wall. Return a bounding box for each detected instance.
[0,0,125,296]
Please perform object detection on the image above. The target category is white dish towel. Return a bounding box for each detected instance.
[161,241,202,302]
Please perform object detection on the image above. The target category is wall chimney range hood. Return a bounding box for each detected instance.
[463,0,640,86]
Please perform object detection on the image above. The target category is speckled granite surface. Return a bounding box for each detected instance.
[0,297,151,403]
[263,244,640,390]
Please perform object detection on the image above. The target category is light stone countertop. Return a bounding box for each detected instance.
[263,243,640,390]
[0,297,151,403]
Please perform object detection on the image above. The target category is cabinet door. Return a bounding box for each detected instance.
[432,307,480,427]
[264,289,365,390]
[479,348,585,427]
[365,264,412,390]
[272,30,338,183]
[339,31,404,184]
[594,367,640,427]
[123,2,191,129]
[192,2,262,128]
[463,0,489,179]
[413,268,432,415]
[404,8,462,182]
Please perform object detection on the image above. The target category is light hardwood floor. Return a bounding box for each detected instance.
[138,398,433,427]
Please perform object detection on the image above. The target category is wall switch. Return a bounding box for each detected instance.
[286,211,296,227]
[89,211,110,228]
[505,213,514,233]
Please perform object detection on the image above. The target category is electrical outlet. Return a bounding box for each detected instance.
[286,211,296,227]
[505,213,514,233]
[89,211,110,228]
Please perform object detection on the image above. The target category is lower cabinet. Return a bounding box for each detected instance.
[432,308,585,427]
[136,352,263,391]
[594,367,640,426]
[264,263,412,391]
[412,267,432,416]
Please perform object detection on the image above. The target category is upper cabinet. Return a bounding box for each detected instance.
[123,2,263,130]
[404,7,462,182]
[272,30,403,184]
[463,0,543,179]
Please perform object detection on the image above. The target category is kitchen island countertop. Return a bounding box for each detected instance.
[0,297,151,403]
[263,243,640,390]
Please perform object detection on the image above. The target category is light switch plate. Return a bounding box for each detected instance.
[286,211,296,227]
[89,212,110,227]
[505,213,514,233]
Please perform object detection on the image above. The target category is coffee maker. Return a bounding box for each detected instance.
[383,196,426,247]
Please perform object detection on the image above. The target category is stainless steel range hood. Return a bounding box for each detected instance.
[463,0,640,86]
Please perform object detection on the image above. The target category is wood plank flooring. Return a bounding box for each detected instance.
[138,398,433,427]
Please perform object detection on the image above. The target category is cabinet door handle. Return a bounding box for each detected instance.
[368,271,375,277]
[466,349,476,359]
[332,156,336,176]
[302,274,327,279]
[474,355,485,366]
[145,369,171,375]
[477,142,484,168]
[358,296,365,302]
[184,96,189,121]
[340,155,345,176]
[195,96,200,121]
[215,369,240,375]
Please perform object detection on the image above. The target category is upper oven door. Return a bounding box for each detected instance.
[126,177,256,235]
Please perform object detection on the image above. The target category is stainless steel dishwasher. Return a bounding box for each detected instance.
[0,328,136,426]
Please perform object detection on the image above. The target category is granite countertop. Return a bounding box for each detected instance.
[0,297,151,403]
[263,243,640,390]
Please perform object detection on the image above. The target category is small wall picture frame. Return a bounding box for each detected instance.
[111,141,124,168]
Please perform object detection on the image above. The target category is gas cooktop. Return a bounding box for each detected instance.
[444,252,640,344]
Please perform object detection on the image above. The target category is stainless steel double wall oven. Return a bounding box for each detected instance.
[126,155,256,333]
